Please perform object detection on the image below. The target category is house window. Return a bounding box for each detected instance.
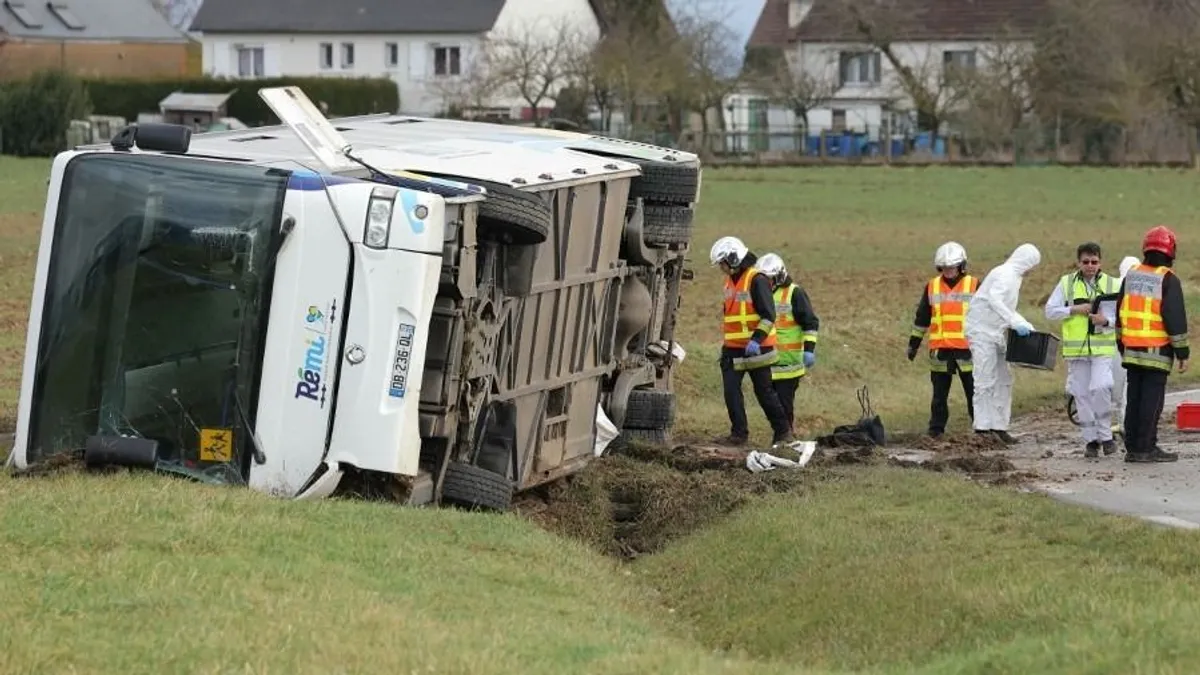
[319,42,333,69]
[4,1,42,28]
[839,51,881,86]
[236,47,264,77]
[943,49,977,73]
[385,42,399,68]
[433,46,461,76]
[48,3,84,30]
[340,42,355,69]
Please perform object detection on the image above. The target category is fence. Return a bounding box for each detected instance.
[671,121,1200,168]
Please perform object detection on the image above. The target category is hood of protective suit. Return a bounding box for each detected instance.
[1005,243,1041,275]
[965,243,1039,342]
[1119,255,1140,279]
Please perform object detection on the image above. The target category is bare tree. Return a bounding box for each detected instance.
[1034,0,1181,161]
[563,30,615,131]
[425,46,504,118]
[1145,1,1200,165]
[669,0,748,144]
[669,4,744,145]
[485,18,580,126]
[946,38,1037,158]
[748,47,836,134]
[600,23,680,136]
[822,0,1004,132]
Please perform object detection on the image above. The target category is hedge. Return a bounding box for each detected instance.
[0,70,93,157]
[0,72,400,157]
[81,75,400,126]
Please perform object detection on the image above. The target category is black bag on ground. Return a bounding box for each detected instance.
[815,386,887,449]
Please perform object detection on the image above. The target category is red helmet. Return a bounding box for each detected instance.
[1143,225,1177,258]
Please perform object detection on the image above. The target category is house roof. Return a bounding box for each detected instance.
[189,0,616,35]
[747,0,789,48]
[0,0,188,42]
[749,0,1046,45]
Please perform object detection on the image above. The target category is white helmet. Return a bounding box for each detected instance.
[757,252,786,278]
[934,241,968,268]
[710,235,748,267]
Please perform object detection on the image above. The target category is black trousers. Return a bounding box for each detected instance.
[772,377,801,432]
[930,369,974,434]
[1123,366,1169,454]
[721,354,790,440]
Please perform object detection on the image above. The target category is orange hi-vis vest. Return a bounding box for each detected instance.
[927,274,977,350]
[723,268,777,349]
[1119,264,1170,350]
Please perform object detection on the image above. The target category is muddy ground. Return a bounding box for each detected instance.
[516,395,1200,558]
[512,430,1024,561]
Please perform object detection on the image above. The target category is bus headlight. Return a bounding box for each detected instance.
[364,186,397,249]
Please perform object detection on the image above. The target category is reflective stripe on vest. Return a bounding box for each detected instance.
[723,267,777,349]
[1059,272,1118,357]
[772,283,806,380]
[1119,264,1174,371]
[1119,265,1169,349]
[927,274,977,350]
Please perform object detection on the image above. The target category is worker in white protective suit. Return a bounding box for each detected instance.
[1110,255,1141,440]
[964,243,1041,444]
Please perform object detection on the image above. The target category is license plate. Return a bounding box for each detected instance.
[388,322,416,398]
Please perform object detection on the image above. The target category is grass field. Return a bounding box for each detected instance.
[3,155,1200,673]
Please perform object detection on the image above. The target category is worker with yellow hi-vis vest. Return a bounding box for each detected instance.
[1042,242,1120,458]
[755,252,820,436]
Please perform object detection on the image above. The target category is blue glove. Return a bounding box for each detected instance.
[1014,324,1031,337]
[745,339,761,356]
[803,352,816,368]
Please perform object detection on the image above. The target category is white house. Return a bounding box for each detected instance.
[726,0,1042,154]
[188,0,605,117]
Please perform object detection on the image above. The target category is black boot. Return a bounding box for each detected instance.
[1084,441,1100,458]
[994,430,1018,445]
[1148,446,1179,462]
[1101,440,1117,456]
[713,434,748,447]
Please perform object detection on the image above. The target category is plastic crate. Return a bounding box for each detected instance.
[1177,402,1200,431]
[1005,329,1060,371]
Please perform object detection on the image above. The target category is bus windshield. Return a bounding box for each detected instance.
[25,153,288,484]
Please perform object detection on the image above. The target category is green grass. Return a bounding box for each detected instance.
[0,471,791,675]
[639,466,1200,674]
[3,156,1200,673]
[0,156,46,427]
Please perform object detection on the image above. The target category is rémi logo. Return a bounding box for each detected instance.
[295,334,327,405]
[295,301,336,407]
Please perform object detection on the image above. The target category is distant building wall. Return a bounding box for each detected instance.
[0,40,194,79]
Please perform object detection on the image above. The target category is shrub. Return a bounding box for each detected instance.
[82,76,400,125]
[0,70,93,157]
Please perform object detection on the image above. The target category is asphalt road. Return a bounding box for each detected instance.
[889,388,1200,530]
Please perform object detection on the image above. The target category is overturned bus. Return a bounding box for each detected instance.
[8,87,699,511]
